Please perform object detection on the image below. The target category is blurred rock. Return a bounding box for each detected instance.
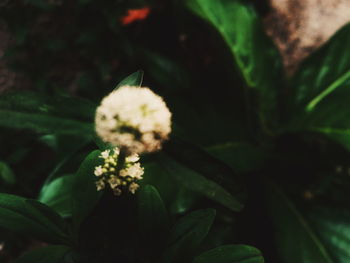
[265,0,350,75]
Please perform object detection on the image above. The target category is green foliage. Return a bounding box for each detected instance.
[194,244,264,263]
[266,183,334,263]
[14,245,71,263]
[0,194,70,244]
[187,0,283,128]
[0,92,95,136]
[162,209,216,263]
[71,150,103,229]
[0,161,16,185]
[1,0,350,262]
[38,174,75,218]
[115,70,144,90]
[160,154,243,212]
[138,185,169,242]
[288,23,350,152]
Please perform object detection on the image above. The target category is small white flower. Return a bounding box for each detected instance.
[94,165,103,177]
[100,150,110,159]
[120,162,144,179]
[129,182,139,194]
[126,153,140,162]
[108,175,121,189]
[95,85,172,153]
[96,179,105,191]
[93,147,144,195]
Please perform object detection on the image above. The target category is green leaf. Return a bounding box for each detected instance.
[163,138,245,211]
[207,142,266,173]
[291,23,350,110]
[14,245,71,263]
[39,174,75,218]
[140,49,191,90]
[194,244,264,263]
[299,78,350,151]
[288,23,350,149]
[187,0,283,125]
[71,150,103,228]
[162,209,216,263]
[306,205,350,263]
[141,162,199,215]
[266,183,334,263]
[0,193,70,244]
[115,70,144,90]
[0,92,95,135]
[138,184,169,237]
[138,185,169,255]
[160,154,243,212]
[0,161,16,185]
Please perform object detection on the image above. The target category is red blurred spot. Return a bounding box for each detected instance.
[121,7,151,25]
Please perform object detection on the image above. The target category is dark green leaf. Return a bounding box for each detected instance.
[299,78,350,151]
[141,49,190,90]
[289,24,350,149]
[291,23,350,110]
[187,0,283,126]
[71,150,103,228]
[207,142,266,173]
[0,193,70,244]
[115,70,144,90]
[194,244,264,263]
[163,138,246,210]
[0,92,95,136]
[138,185,169,255]
[0,110,93,135]
[14,245,71,263]
[160,154,243,212]
[162,209,216,263]
[0,161,16,185]
[307,205,350,263]
[266,183,334,263]
[141,162,199,215]
[138,184,169,237]
[39,174,75,218]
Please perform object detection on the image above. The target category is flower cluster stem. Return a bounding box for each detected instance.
[116,147,127,175]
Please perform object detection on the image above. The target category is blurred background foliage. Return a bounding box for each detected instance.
[1,0,350,263]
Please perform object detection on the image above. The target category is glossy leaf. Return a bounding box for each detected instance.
[115,70,144,90]
[0,91,95,135]
[163,138,245,210]
[300,77,350,151]
[0,161,16,185]
[207,142,266,173]
[14,245,71,263]
[141,162,199,215]
[71,150,104,228]
[138,185,169,254]
[307,205,350,263]
[39,174,75,218]
[162,209,216,263]
[266,183,334,263]
[187,0,283,125]
[194,244,264,263]
[291,23,350,110]
[0,193,70,244]
[141,49,191,90]
[160,154,243,212]
[288,24,350,150]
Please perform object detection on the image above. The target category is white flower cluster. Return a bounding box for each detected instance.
[94,147,144,195]
[95,85,172,154]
